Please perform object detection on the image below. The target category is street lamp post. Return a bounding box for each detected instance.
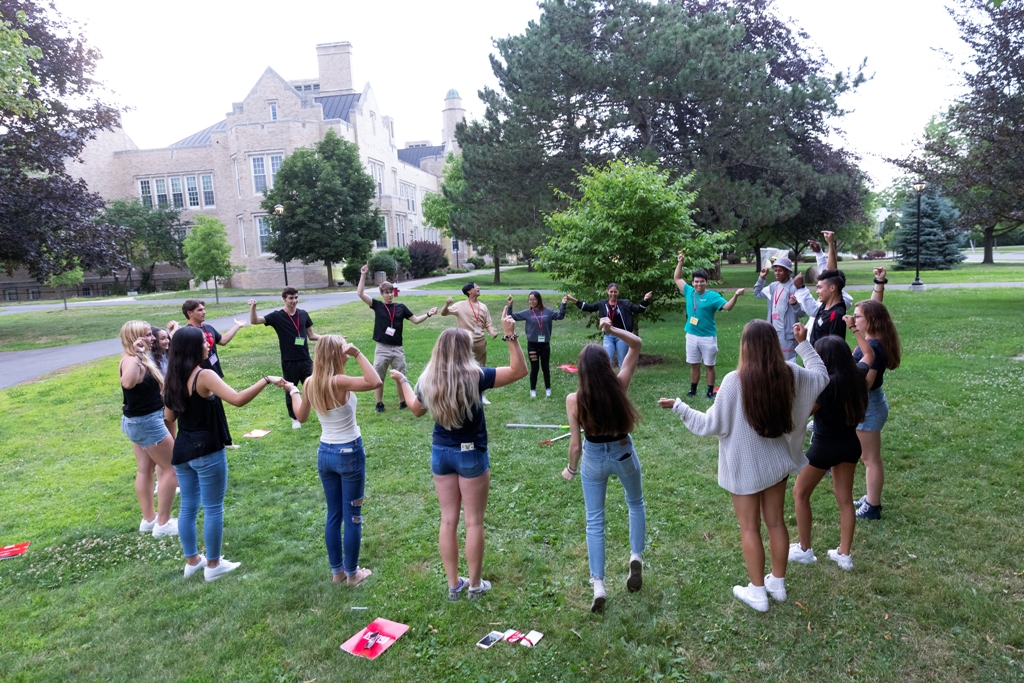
[910,180,927,291]
[274,204,288,286]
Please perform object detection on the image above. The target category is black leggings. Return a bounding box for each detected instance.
[527,341,551,390]
[282,358,313,419]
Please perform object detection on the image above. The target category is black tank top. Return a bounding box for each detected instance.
[121,362,164,417]
[171,370,232,466]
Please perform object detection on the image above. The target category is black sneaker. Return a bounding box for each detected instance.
[706,390,715,401]
[685,390,697,397]
[856,502,882,520]
[375,402,385,413]
[399,401,408,410]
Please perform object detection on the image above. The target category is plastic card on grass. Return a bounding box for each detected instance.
[0,542,30,560]
[340,618,409,660]
[557,364,578,373]
[243,429,271,438]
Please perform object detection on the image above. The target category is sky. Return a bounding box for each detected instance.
[61,0,970,190]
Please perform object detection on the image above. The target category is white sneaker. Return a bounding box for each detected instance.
[591,578,606,613]
[292,419,302,429]
[828,548,854,571]
[732,583,769,612]
[627,554,642,592]
[184,554,206,578]
[764,573,787,602]
[152,518,179,538]
[788,542,817,564]
[481,396,491,405]
[204,558,240,582]
[139,517,156,533]
[545,388,552,397]
[530,390,536,398]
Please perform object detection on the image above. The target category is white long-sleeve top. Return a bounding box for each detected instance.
[671,340,829,495]
[793,250,855,317]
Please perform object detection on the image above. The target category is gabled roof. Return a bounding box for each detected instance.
[170,120,227,148]
[398,144,445,167]
[315,93,360,122]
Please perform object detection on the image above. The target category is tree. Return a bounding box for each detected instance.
[0,0,126,281]
[367,252,398,281]
[407,241,447,278]
[892,1,1024,263]
[422,153,462,236]
[262,129,382,287]
[182,215,241,304]
[45,266,83,311]
[103,199,187,292]
[890,191,966,270]
[0,11,41,117]
[537,160,729,327]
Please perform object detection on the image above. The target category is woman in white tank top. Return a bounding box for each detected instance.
[291,335,382,586]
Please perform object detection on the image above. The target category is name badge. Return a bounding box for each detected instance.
[461,442,476,452]
[474,327,482,335]
[385,326,396,336]
[294,337,305,346]
[771,313,780,320]
[208,352,219,365]
[689,316,699,326]
[537,335,546,343]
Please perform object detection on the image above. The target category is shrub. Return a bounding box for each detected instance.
[408,241,447,278]
[161,278,191,291]
[467,256,485,269]
[801,255,817,263]
[382,247,411,274]
[726,254,742,265]
[866,249,887,260]
[447,268,469,274]
[109,282,128,296]
[341,263,362,285]
[367,253,398,281]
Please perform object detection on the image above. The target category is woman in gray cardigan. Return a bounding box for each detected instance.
[505,292,568,398]
[659,320,827,613]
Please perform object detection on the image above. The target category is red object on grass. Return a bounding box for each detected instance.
[557,364,578,373]
[0,542,30,560]
[340,618,409,660]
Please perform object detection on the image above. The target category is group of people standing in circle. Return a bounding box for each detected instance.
[115,238,902,615]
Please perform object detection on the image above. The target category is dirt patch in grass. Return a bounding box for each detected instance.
[638,353,665,366]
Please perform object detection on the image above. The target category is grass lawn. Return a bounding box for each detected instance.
[416,267,562,291]
[0,303,254,352]
[2,290,1024,682]
[137,286,356,301]
[718,260,1024,288]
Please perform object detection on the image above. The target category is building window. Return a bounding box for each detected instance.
[392,169,398,194]
[80,285,92,297]
[238,216,248,256]
[232,157,241,198]
[201,175,215,206]
[28,288,40,300]
[396,215,407,247]
[5,289,17,301]
[375,215,388,249]
[256,215,272,254]
[269,102,278,121]
[400,183,416,212]
[154,178,168,207]
[270,155,283,188]
[252,157,267,194]
[185,176,200,208]
[170,177,184,208]
[139,179,153,208]
[370,111,376,134]
[368,160,384,197]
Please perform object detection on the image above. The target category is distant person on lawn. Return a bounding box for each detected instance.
[248,287,319,428]
[673,251,744,401]
[753,256,804,360]
[167,299,247,378]
[504,291,568,398]
[356,263,438,413]
[440,282,498,404]
[565,284,652,367]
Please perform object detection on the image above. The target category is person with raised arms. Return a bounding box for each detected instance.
[440,281,498,403]
[504,291,568,398]
[391,313,527,601]
[163,326,287,581]
[562,317,646,613]
[356,263,437,413]
[753,256,804,360]
[659,321,828,613]
[673,251,744,401]
[167,299,247,378]
[248,288,319,428]
[565,284,652,367]
[289,334,383,586]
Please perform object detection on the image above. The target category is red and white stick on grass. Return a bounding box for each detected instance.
[539,432,573,446]
[505,424,569,429]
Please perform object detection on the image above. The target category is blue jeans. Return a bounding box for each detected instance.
[318,438,366,576]
[603,334,629,366]
[174,449,228,561]
[580,435,646,580]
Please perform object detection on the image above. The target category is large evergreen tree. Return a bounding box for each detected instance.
[262,130,381,287]
[891,192,965,271]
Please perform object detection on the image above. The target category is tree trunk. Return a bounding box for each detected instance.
[526,259,534,272]
[214,277,220,305]
[753,240,764,272]
[983,226,995,264]
[61,286,67,311]
[493,245,501,285]
[326,262,335,288]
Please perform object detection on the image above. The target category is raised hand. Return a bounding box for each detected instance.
[166,320,180,334]
[874,266,887,281]
[445,296,453,306]
[427,306,438,316]
[507,294,514,306]
[792,273,805,289]
[808,239,821,253]
[501,313,517,336]
[677,251,685,263]
[342,342,360,357]
[843,314,857,330]
[598,316,612,334]
[643,291,653,301]
[132,337,147,354]
[734,287,746,296]
[788,295,797,305]
[360,262,369,275]
[822,230,835,244]
[760,266,769,279]
[793,322,808,343]
[658,397,677,409]
[233,319,247,328]
[561,295,569,305]
[247,298,258,307]
[564,294,578,303]
[389,369,406,382]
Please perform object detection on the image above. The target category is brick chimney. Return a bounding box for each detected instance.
[316,42,354,95]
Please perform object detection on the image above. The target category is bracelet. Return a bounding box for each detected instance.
[289,389,300,396]
[566,464,578,475]
[401,377,410,385]
[502,333,519,342]
[873,278,888,285]
[263,376,270,385]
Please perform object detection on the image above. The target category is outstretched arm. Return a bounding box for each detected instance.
[356,263,374,306]
[247,299,266,325]
[493,313,528,387]
[410,307,438,324]
[198,369,278,408]
[390,369,428,417]
[721,288,745,311]
[871,266,886,303]
[753,268,769,299]
[440,296,454,316]
[332,343,384,393]
[218,319,247,345]
[823,231,838,271]
[673,251,686,291]
[601,317,642,389]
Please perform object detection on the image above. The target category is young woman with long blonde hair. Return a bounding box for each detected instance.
[660,320,828,612]
[393,315,526,601]
[118,320,178,537]
[290,334,382,586]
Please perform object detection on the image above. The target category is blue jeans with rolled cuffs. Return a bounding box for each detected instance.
[174,449,228,561]
[318,438,366,576]
[580,435,646,580]
[602,334,629,367]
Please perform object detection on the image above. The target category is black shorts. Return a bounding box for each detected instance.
[805,434,861,470]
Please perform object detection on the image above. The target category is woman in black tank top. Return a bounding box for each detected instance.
[118,320,178,537]
[163,326,286,581]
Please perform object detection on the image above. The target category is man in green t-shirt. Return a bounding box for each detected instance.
[673,251,744,400]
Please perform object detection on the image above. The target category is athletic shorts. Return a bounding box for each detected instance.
[806,434,862,470]
[685,333,718,366]
[372,342,407,380]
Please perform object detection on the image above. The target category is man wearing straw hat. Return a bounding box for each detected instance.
[752,254,805,360]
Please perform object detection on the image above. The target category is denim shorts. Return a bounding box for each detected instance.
[121,409,170,448]
[431,443,489,478]
[857,388,889,432]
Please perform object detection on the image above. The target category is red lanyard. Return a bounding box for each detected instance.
[772,284,786,311]
[470,299,482,325]
[530,307,545,329]
[607,302,618,324]
[383,303,396,326]
[287,309,302,335]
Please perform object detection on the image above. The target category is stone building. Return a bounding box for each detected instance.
[1,41,468,300]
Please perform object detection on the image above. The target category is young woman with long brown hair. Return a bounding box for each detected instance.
[118,320,178,537]
[290,334,382,586]
[393,314,526,601]
[562,317,644,613]
[850,299,902,521]
[660,320,827,612]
